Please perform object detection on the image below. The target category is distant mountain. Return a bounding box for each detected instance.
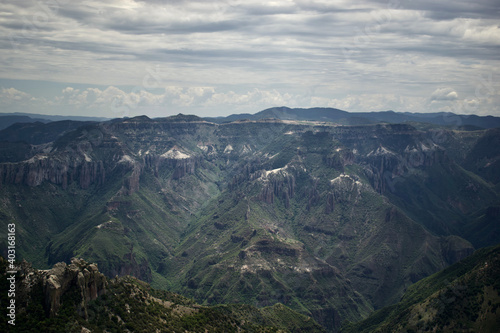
[0,120,97,145]
[0,112,110,122]
[0,112,109,131]
[341,244,500,333]
[205,107,500,129]
[0,115,498,331]
[0,115,50,131]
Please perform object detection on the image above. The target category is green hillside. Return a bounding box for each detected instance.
[0,257,324,333]
[341,244,500,332]
[0,115,498,331]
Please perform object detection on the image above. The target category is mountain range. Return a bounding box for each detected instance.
[0,107,499,331]
[205,106,500,129]
[3,106,500,131]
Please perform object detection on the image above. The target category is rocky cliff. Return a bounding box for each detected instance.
[0,256,325,333]
[0,116,497,332]
[14,258,107,318]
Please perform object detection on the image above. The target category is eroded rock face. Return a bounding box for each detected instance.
[19,258,107,318]
[258,171,296,207]
[0,158,106,190]
[364,144,448,194]
[102,253,152,283]
[43,258,107,317]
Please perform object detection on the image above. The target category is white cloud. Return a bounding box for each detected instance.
[0,85,300,117]
[62,87,78,94]
[430,88,459,101]
[0,0,499,116]
[1,87,34,103]
[1,81,499,118]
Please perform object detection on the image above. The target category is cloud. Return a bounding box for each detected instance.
[1,87,34,102]
[0,85,300,117]
[430,88,459,101]
[0,0,499,116]
[2,80,499,118]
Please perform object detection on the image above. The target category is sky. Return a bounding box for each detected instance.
[0,0,499,118]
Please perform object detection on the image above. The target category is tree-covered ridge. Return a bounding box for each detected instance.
[341,244,500,332]
[0,257,324,333]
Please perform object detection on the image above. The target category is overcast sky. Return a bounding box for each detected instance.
[1,0,499,118]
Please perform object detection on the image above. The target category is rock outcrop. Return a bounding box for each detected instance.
[16,258,107,318]
[44,258,107,318]
[364,143,448,194]
[259,172,296,208]
[0,157,106,190]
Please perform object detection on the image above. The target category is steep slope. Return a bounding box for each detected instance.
[463,128,500,186]
[0,257,324,333]
[341,244,500,333]
[161,124,480,330]
[0,116,497,331]
[365,132,497,237]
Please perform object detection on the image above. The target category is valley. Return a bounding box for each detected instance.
[0,109,499,331]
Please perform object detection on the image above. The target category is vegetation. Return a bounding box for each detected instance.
[0,258,324,332]
[341,244,500,332]
[0,115,498,331]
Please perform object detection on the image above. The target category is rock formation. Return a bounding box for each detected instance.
[16,258,107,318]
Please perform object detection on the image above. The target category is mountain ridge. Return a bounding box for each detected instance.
[0,114,498,331]
[2,106,500,133]
[0,256,325,332]
[341,244,500,332]
[203,106,500,129]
